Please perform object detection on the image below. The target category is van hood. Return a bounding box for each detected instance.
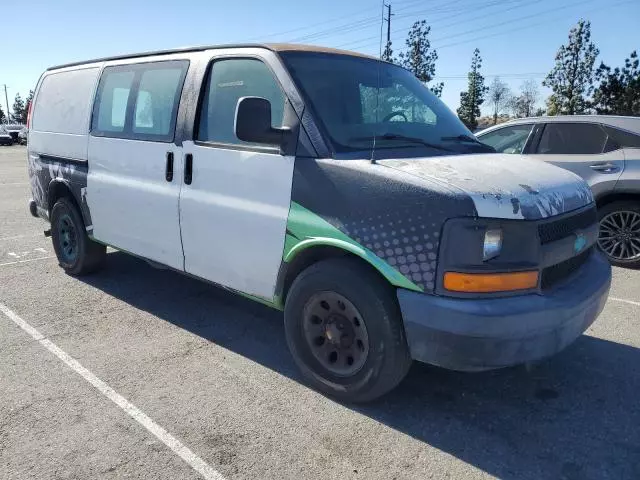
[379,153,594,220]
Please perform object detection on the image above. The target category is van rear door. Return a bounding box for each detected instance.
[87,60,189,270]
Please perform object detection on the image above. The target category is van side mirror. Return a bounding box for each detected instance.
[234,96,291,147]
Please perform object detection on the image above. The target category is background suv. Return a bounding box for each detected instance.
[478,116,640,268]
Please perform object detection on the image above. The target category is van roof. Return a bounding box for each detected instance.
[46,43,377,71]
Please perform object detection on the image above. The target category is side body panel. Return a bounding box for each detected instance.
[614,148,640,195]
[527,149,625,199]
[28,66,100,223]
[180,141,295,298]
[87,138,184,269]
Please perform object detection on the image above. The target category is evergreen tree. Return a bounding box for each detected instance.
[398,21,443,96]
[592,51,640,115]
[12,93,26,124]
[457,49,488,130]
[382,41,393,62]
[543,20,599,115]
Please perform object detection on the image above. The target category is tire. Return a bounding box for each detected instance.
[284,258,412,402]
[597,201,640,268]
[51,197,106,275]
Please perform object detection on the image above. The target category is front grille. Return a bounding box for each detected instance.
[541,247,592,289]
[538,207,597,244]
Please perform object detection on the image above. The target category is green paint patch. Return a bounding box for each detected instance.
[284,202,423,292]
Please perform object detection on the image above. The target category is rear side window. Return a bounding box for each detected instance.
[32,67,100,134]
[603,126,640,149]
[478,124,533,154]
[536,123,607,155]
[92,60,188,141]
[95,70,134,133]
[196,58,285,146]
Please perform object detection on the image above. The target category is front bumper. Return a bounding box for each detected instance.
[398,250,611,371]
[0,136,12,145]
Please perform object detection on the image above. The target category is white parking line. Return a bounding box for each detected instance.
[610,297,640,307]
[0,256,55,267]
[0,301,225,480]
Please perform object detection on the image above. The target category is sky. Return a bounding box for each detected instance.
[2,0,639,118]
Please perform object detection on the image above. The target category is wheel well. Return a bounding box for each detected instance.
[48,181,79,217]
[596,192,640,209]
[280,246,392,303]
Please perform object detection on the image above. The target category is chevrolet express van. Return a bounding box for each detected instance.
[27,44,611,402]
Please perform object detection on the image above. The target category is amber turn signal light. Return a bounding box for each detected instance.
[443,271,539,293]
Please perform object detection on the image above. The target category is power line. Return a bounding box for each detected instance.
[432,0,635,50]
[244,0,434,42]
[334,0,526,49]
[287,0,458,44]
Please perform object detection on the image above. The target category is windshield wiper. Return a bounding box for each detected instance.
[441,134,483,144]
[350,133,456,153]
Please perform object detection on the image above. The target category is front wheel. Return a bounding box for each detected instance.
[284,258,412,402]
[597,201,640,268]
[51,197,106,275]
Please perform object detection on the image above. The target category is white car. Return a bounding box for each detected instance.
[0,125,13,145]
[478,116,640,267]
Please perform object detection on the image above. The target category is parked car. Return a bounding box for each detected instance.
[0,125,12,145]
[3,123,26,142]
[478,116,640,268]
[27,44,610,401]
[18,127,28,145]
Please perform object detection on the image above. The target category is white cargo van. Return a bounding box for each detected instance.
[28,44,610,401]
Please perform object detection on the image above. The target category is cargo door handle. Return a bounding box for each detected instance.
[184,153,193,185]
[590,163,619,173]
[165,152,174,182]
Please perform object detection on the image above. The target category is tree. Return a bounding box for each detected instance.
[509,79,540,118]
[456,49,487,130]
[0,105,5,123]
[543,20,599,115]
[487,77,512,125]
[12,93,26,124]
[382,41,393,62]
[592,51,640,115]
[398,21,443,96]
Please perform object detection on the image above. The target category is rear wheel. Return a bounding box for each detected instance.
[284,258,412,402]
[51,197,106,275]
[597,201,640,268]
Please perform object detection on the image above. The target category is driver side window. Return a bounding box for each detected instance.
[479,124,533,154]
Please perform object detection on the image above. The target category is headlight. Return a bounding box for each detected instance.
[483,229,503,261]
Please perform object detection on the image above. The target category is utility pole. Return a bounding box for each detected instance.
[382,3,393,61]
[384,3,392,45]
[3,85,9,124]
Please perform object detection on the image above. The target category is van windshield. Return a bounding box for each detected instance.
[280,51,484,156]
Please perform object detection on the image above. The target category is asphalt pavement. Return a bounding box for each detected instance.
[1,145,639,480]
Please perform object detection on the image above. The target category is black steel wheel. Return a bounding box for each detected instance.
[51,197,106,275]
[302,291,370,377]
[598,201,640,268]
[284,258,412,403]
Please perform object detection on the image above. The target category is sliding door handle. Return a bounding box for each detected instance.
[165,152,174,182]
[184,153,193,185]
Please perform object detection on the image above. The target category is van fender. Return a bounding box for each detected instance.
[283,237,423,293]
